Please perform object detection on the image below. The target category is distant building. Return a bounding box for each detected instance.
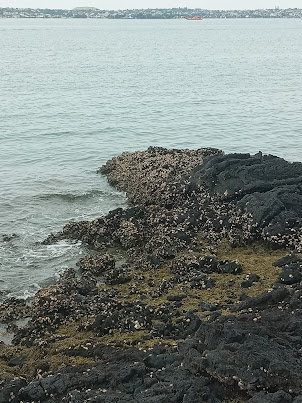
[73,7,99,11]
[1,7,302,19]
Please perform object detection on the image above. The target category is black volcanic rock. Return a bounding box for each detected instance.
[2,148,302,403]
[278,264,302,285]
[182,306,302,395]
[2,233,17,242]
[0,297,30,322]
[191,152,302,250]
[247,391,293,402]
[218,260,243,274]
[1,345,226,403]
[230,286,290,312]
[191,152,302,197]
[274,255,302,285]
[273,254,302,267]
[77,253,115,276]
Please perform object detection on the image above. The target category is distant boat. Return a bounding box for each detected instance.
[185,16,203,20]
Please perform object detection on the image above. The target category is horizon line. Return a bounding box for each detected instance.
[1,6,301,11]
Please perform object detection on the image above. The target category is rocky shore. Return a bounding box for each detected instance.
[1,147,302,403]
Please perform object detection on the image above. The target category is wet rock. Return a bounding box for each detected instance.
[199,255,219,273]
[171,256,242,278]
[114,219,142,248]
[76,273,98,296]
[153,312,202,339]
[172,256,203,276]
[170,230,191,244]
[246,273,260,283]
[91,302,179,336]
[227,280,235,287]
[77,253,115,276]
[279,265,302,285]
[11,269,102,346]
[0,378,27,403]
[104,267,132,285]
[200,302,220,311]
[19,382,45,401]
[0,297,30,322]
[289,286,302,309]
[124,206,145,220]
[193,152,302,199]
[171,257,216,291]
[183,309,302,395]
[273,254,302,267]
[231,286,290,312]
[2,233,17,242]
[190,275,216,290]
[147,279,155,287]
[240,272,260,289]
[0,344,227,402]
[167,294,187,302]
[161,248,176,260]
[241,280,254,288]
[218,260,243,274]
[99,146,221,206]
[8,355,27,367]
[248,390,293,402]
[191,152,302,251]
[147,254,163,268]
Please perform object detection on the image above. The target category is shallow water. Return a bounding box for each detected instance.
[0,18,302,299]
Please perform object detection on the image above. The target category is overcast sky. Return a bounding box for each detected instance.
[0,1,301,10]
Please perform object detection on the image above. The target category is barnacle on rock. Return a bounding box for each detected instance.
[1,148,302,402]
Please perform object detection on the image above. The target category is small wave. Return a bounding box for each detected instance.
[36,189,107,202]
[0,284,39,303]
[45,240,83,258]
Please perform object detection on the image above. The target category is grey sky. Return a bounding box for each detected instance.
[0,0,301,10]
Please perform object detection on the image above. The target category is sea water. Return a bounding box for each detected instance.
[0,17,302,300]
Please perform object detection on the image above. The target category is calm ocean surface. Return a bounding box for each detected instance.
[0,18,302,300]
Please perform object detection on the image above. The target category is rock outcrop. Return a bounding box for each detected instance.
[191,152,302,250]
[1,147,302,402]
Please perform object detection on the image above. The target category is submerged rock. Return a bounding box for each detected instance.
[1,233,17,242]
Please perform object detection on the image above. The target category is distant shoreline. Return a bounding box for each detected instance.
[1,7,302,19]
